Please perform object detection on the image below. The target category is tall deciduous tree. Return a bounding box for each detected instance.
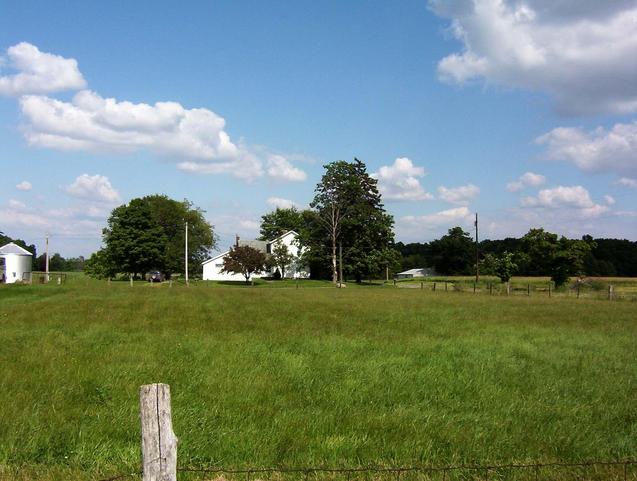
[310,158,395,283]
[102,198,166,278]
[429,227,474,275]
[87,195,216,279]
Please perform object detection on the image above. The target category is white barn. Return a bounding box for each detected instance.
[202,230,309,281]
[0,242,33,284]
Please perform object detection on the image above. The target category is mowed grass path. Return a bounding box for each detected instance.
[1,281,636,479]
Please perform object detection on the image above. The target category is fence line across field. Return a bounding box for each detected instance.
[129,383,637,481]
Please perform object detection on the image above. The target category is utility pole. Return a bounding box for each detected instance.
[184,221,189,286]
[45,233,50,283]
[475,213,479,283]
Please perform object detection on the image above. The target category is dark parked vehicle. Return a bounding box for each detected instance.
[147,271,165,283]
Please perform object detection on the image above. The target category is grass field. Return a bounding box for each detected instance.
[1,276,636,480]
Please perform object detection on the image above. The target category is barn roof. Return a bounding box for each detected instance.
[0,242,33,256]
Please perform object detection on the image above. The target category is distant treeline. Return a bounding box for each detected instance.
[397,228,637,277]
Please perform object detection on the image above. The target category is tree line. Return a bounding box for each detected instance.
[396,227,637,285]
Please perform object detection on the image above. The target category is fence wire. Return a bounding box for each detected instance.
[170,460,636,481]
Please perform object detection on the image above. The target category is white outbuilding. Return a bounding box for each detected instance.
[0,242,33,284]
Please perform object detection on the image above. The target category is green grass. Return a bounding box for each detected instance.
[1,278,636,480]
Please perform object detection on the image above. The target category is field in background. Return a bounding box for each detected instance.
[1,277,636,480]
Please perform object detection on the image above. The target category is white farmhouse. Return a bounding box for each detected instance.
[202,230,309,281]
[0,242,33,284]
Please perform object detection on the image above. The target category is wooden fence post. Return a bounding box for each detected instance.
[548,283,551,298]
[421,281,423,289]
[130,274,133,287]
[445,281,448,292]
[140,383,178,481]
[608,284,614,301]
[433,282,436,292]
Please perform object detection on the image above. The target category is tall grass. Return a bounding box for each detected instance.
[0,279,636,480]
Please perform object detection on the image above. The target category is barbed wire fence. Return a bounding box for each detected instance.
[86,385,637,481]
[93,460,637,481]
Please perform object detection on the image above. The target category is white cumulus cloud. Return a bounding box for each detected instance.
[64,174,120,203]
[437,184,480,205]
[16,180,32,191]
[536,121,637,177]
[506,172,546,192]
[617,177,637,189]
[374,157,433,201]
[3,42,299,182]
[19,90,271,181]
[266,197,299,210]
[0,42,86,96]
[400,206,474,229]
[266,154,307,182]
[521,185,609,218]
[430,0,637,115]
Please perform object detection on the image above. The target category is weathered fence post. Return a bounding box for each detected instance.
[608,284,614,301]
[577,283,580,299]
[393,279,396,287]
[473,282,476,294]
[140,383,178,481]
[548,283,551,298]
[130,274,134,287]
[421,281,423,290]
[433,282,436,292]
[445,281,448,292]
[527,284,530,296]
[489,283,493,295]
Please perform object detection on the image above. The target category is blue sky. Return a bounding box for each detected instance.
[1,0,636,257]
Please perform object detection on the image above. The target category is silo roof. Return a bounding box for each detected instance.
[0,242,33,256]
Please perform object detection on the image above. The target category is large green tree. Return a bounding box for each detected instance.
[309,158,396,283]
[429,227,474,275]
[259,207,305,240]
[87,195,216,279]
[518,228,592,286]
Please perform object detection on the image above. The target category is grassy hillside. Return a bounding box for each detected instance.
[1,278,636,480]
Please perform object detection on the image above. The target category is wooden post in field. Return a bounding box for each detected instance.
[527,284,530,296]
[489,282,493,295]
[608,285,614,300]
[393,279,396,287]
[433,282,436,292]
[130,274,133,287]
[107,277,111,287]
[548,283,551,298]
[577,283,580,299]
[140,384,177,481]
[421,281,423,289]
[445,281,448,292]
[506,282,510,296]
[473,281,476,294]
